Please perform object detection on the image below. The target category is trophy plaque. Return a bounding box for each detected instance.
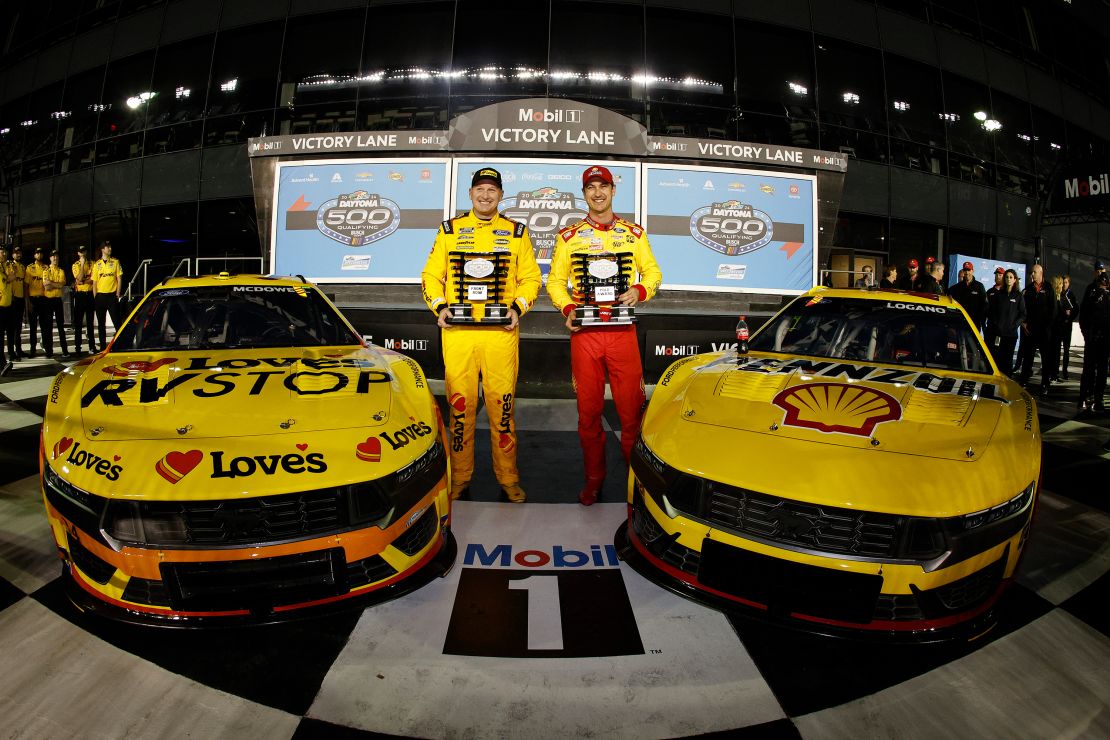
[446,251,511,324]
[571,251,636,326]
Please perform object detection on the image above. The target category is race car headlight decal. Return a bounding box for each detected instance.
[43,462,100,516]
[101,500,145,546]
[902,518,946,560]
[959,482,1035,532]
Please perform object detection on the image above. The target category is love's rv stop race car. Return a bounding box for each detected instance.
[40,274,455,625]
[620,287,1041,639]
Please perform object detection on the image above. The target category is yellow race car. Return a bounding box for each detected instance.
[40,274,454,625]
[620,287,1040,640]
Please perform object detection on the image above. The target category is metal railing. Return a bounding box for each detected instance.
[123,259,153,301]
[170,258,192,278]
[819,269,879,289]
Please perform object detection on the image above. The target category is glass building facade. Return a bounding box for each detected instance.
[1,0,1109,293]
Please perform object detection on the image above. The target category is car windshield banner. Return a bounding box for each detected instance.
[643,164,817,294]
[452,158,639,280]
[271,159,450,283]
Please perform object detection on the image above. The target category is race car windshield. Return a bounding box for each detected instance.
[110,285,362,351]
[750,296,993,374]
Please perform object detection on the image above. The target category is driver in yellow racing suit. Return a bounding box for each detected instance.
[421,167,542,503]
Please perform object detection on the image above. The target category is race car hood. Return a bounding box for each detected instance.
[74,347,399,441]
[679,357,1011,462]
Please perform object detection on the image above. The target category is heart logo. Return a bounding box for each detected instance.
[498,433,516,453]
[449,393,466,412]
[296,443,308,451]
[53,436,74,459]
[156,449,203,484]
[113,455,121,462]
[355,437,381,463]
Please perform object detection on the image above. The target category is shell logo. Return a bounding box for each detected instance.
[772,383,901,436]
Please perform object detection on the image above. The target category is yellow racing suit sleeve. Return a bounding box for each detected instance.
[420,224,451,315]
[511,227,542,316]
[633,235,663,302]
[546,233,576,317]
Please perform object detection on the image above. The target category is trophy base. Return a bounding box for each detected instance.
[445,303,512,325]
[572,304,637,327]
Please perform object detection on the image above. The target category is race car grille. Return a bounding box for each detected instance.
[347,554,398,588]
[160,548,347,611]
[704,485,901,558]
[933,560,1002,611]
[67,534,116,585]
[872,594,925,622]
[99,441,446,549]
[122,576,172,607]
[632,495,700,576]
[139,489,346,546]
[392,506,438,556]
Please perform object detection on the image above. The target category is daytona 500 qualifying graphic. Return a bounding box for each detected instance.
[644,164,817,294]
[272,159,450,282]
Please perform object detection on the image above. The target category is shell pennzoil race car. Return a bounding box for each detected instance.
[619,287,1041,640]
[40,274,455,625]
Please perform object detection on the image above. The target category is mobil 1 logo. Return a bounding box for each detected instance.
[443,543,644,658]
[690,200,774,256]
[316,190,401,247]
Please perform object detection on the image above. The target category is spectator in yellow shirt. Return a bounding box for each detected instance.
[40,249,70,357]
[71,245,95,353]
[91,240,123,350]
[6,245,26,359]
[24,247,47,358]
[0,244,13,374]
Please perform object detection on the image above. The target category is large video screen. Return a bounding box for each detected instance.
[643,164,817,294]
[270,159,450,283]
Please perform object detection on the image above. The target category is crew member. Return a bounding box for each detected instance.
[917,258,945,295]
[421,167,541,504]
[949,261,986,330]
[984,266,1006,349]
[40,249,70,357]
[854,265,874,288]
[0,245,12,375]
[24,247,47,358]
[548,165,662,506]
[6,245,26,360]
[71,245,95,353]
[879,264,897,289]
[91,240,123,349]
[1018,263,1057,394]
[896,259,919,290]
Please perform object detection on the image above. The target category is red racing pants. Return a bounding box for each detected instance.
[570,326,645,482]
[442,326,520,487]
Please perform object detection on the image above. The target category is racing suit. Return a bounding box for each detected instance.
[421,211,541,488]
[547,215,662,484]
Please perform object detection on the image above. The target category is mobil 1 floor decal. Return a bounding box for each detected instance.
[308,503,784,738]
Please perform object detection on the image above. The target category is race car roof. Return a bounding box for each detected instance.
[803,285,962,310]
[154,273,312,291]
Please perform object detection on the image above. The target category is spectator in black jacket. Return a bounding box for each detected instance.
[984,266,1006,348]
[988,269,1025,376]
[917,259,945,295]
[950,261,987,331]
[1018,264,1058,394]
[1078,272,1110,413]
[1057,275,1078,380]
[1081,261,1105,306]
[896,259,919,290]
[880,264,898,289]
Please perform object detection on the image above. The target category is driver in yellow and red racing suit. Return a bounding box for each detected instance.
[421,167,542,503]
[548,165,662,506]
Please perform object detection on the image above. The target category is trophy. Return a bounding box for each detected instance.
[571,251,637,326]
[445,251,512,324]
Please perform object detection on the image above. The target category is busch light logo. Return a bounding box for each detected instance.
[689,200,774,256]
[316,190,401,247]
[500,187,587,260]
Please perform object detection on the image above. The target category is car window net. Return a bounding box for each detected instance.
[111,286,361,351]
[750,296,993,374]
